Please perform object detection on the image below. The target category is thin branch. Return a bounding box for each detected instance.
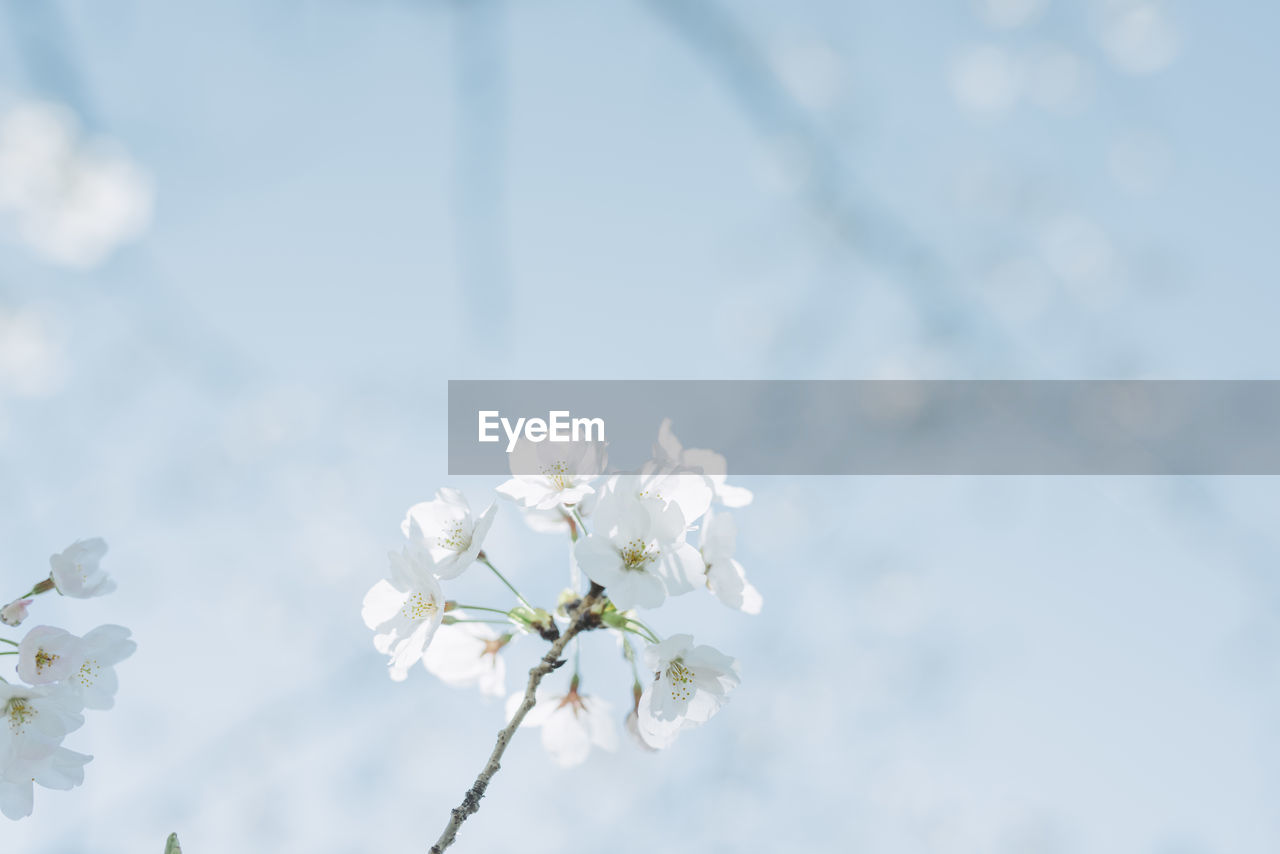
[429,582,606,854]
[641,0,1008,359]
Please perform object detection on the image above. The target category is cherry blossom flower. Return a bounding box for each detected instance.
[422,616,510,698]
[0,599,31,627]
[496,437,605,510]
[654,419,753,508]
[0,743,91,821]
[0,682,88,819]
[16,626,81,684]
[19,625,136,710]
[507,678,618,768]
[636,634,740,749]
[699,510,763,615]
[611,470,713,532]
[573,490,704,610]
[402,488,496,580]
[48,538,115,599]
[362,544,446,681]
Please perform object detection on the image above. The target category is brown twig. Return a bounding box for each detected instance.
[428,582,606,853]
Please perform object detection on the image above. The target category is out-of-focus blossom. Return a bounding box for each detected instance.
[1096,0,1179,74]
[0,307,66,399]
[977,0,1047,29]
[0,100,153,269]
[508,679,618,768]
[653,419,752,508]
[950,45,1020,114]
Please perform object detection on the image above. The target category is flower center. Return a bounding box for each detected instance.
[438,521,472,552]
[665,659,695,703]
[401,592,440,622]
[620,538,657,571]
[5,698,34,734]
[555,687,587,716]
[34,648,59,673]
[74,659,102,687]
[540,460,572,491]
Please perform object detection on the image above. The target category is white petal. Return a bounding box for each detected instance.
[573,536,624,587]
[605,571,666,611]
[0,779,33,820]
[655,543,705,597]
[699,509,738,563]
[584,696,619,752]
[706,557,762,615]
[361,579,407,632]
[540,706,592,767]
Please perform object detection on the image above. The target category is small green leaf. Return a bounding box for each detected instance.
[164,832,182,854]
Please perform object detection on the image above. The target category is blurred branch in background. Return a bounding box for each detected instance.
[643,0,1007,368]
[0,0,98,127]
[451,0,511,338]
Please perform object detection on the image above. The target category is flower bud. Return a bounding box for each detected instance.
[0,598,32,627]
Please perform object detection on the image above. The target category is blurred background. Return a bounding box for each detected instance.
[2,0,1278,851]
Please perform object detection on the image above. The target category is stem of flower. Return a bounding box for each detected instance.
[452,604,516,618]
[0,638,18,647]
[0,651,17,656]
[444,618,515,626]
[477,554,534,612]
[429,582,606,854]
[16,577,55,600]
[621,618,661,645]
[569,506,588,536]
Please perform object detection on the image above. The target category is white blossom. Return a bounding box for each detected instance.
[0,744,91,821]
[654,418,753,508]
[362,544,445,681]
[496,437,605,510]
[507,680,618,768]
[699,510,763,614]
[611,469,713,531]
[19,625,135,710]
[16,626,80,684]
[48,538,115,599]
[422,616,510,698]
[0,682,88,820]
[573,489,704,610]
[402,488,496,580]
[637,634,740,749]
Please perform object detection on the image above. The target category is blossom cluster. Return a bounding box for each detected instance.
[363,419,758,767]
[1,539,135,820]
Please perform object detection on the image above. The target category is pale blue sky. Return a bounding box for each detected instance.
[2,1,1278,852]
